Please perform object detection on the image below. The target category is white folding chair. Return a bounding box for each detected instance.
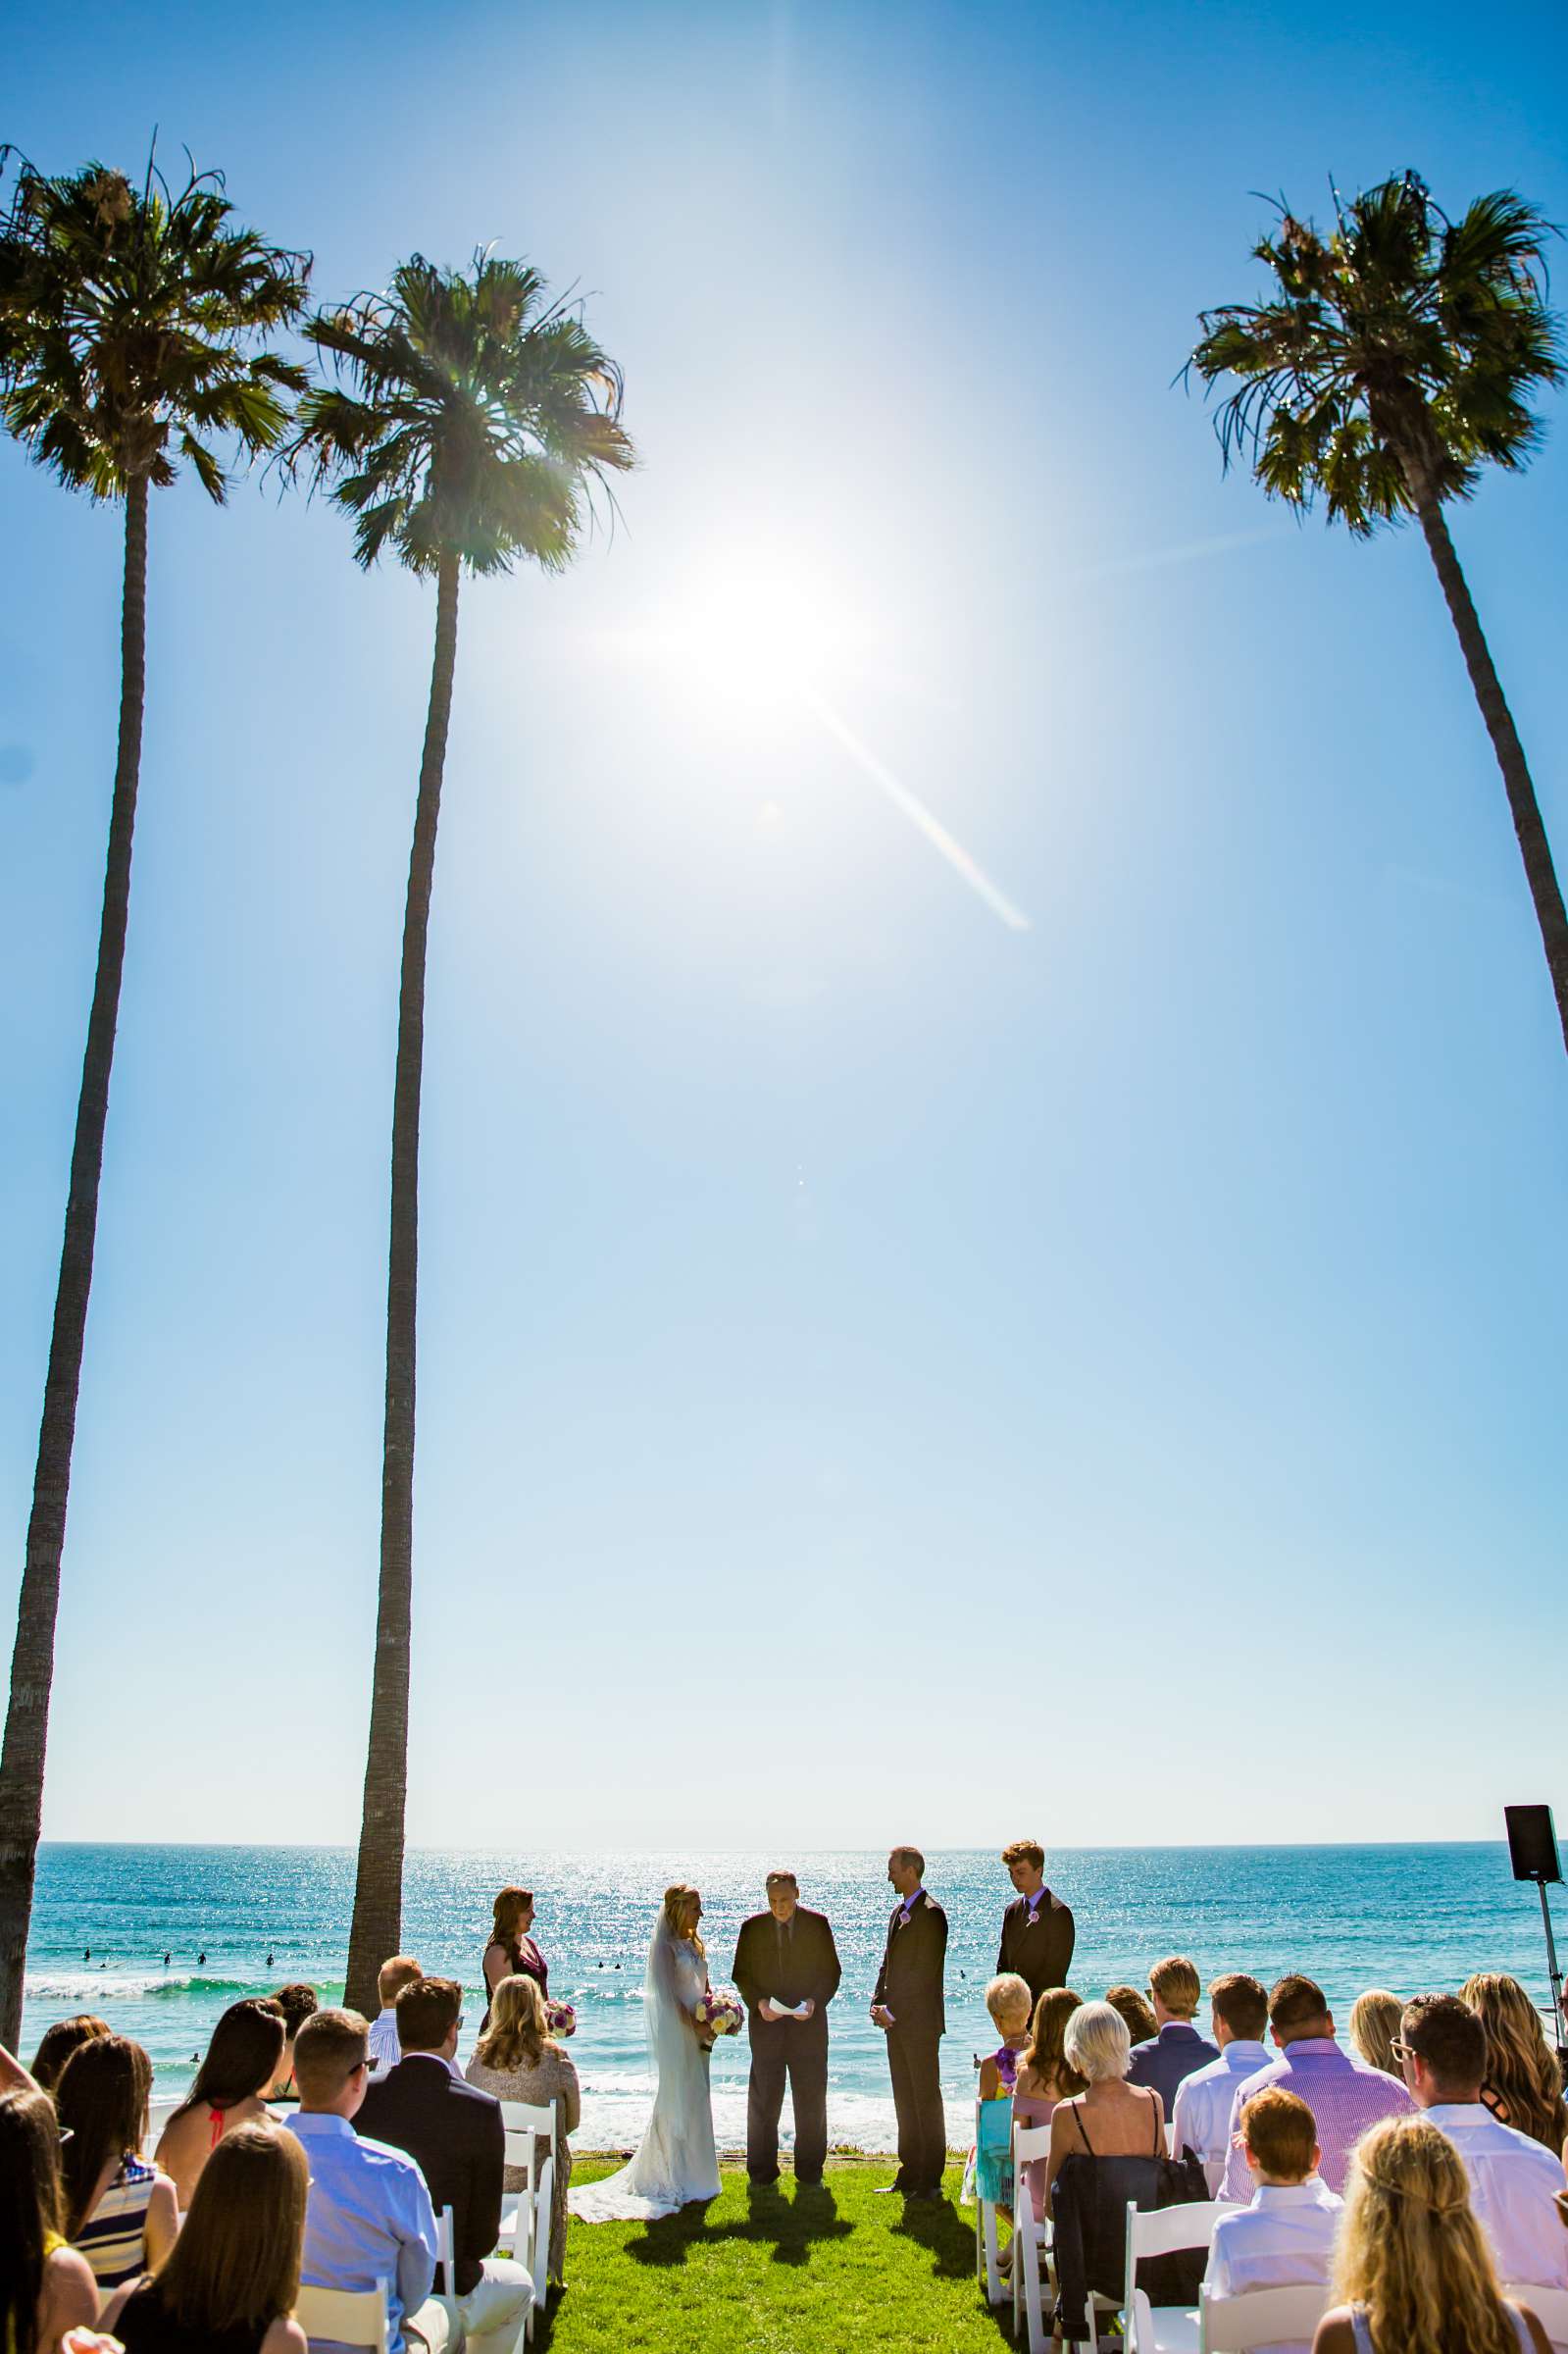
[499,2098,556,2339]
[1503,2282,1568,2351]
[432,2205,461,2336]
[1198,2282,1331,2350]
[973,2092,1006,2306]
[1011,2123,1053,2351]
[1123,2197,1225,2354]
[293,2282,389,2350]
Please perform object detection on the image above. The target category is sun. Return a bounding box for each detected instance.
[615,535,885,709]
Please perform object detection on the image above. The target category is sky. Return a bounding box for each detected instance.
[2,0,1566,1856]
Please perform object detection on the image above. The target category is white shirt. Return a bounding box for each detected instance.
[367,2006,401,2071]
[1172,2040,1272,2187]
[1205,2177,1341,2354]
[1423,2101,1568,2290]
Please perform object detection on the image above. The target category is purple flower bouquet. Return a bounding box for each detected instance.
[694,1987,745,2037]
[545,1999,577,2038]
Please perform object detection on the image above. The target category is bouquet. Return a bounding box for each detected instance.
[545,1999,577,2038]
[694,1986,745,2037]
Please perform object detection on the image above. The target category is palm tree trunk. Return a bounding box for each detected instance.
[1409,481,1568,1057]
[0,476,150,2050]
[344,551,461,2017]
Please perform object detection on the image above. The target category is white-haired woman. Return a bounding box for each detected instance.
[1042,1998,1164,2211]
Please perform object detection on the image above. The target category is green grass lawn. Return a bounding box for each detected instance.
[540,2158,1016,2351]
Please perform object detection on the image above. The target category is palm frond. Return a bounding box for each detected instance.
[289,244,635,583]
[0,149,310,501]
[1188,171,1564,532]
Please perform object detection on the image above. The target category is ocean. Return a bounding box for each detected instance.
[20,1842,1562,2152]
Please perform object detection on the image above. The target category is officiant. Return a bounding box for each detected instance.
[732,1869,842,2187]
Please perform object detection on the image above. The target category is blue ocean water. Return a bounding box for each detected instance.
[20,1843,1562,2152]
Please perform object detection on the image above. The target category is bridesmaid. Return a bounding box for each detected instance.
[481,1886,547,2029]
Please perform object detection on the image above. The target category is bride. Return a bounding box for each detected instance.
[569,1881,721,2221]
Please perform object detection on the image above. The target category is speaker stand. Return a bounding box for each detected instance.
[1532,1873,1566,2065]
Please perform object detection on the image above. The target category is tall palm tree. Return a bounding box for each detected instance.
[0,150,307,2048]
[1189,172,1568,1054]
[288,254,633,2012]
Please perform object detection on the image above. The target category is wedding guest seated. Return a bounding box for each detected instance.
[1127,1956,1219,2116]
[465,1973,581,2287]
[28,2015,110,2097]
[1205,2090,1340,2354]
[1171,1972,1272,2189]
[1043,2002,1176,2337]
[969,1973,1033,2224]
[1311,2115,1550,2354]
[0,2087,100,2353]
[156,1997,286,2208]
[1012,1987,1084,2222]
[102,2123,309,2354]
[1104,1984,1158,2049]
[482,1888,547,2029]
[1042,1998,1165,2209]
[284,2007,448,2354]
[369,1955,424,2073]
[1346,1990,1402,2078]
[1220,1973,1414,2201]
[1461,1971,1568,2154]
[266,1985,318,2101]
[358,1976,532,2348]
[55,2036,178,2290]
[1396,1993,1568,2292]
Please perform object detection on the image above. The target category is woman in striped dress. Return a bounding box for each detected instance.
[55,2035,178,2292]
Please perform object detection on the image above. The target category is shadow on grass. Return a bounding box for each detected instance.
[890,2189,975,2282]
[624,2181,856,2270]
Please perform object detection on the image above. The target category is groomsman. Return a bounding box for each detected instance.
[871,1846,947,2200]
[996,1836,1075,2008]
[732,1870,841,2188]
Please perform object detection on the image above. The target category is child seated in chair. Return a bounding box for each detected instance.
[1205,2087,1340,2354]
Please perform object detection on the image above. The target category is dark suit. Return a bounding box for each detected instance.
[873,1890,947,2194]
[732,1905,841,2183]
[1126,2021,1219,2116]
[997,1888,1076,2009]
[356,2052,503,2296]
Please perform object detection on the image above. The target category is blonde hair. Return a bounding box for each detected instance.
[1348,1988,1404,2077]
[1023,1987,1087,2098]
[1148,1956,1201,2019]
[377,1954,423,2007]
[663,1883,705,1957]
[475,1973,556,2073]
[1064,1999,1132,2084]
[1332,2114,1522,2354]
[986,1973,1033,2035]
[1461,1970,1567,2151]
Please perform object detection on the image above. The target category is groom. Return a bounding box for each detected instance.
[871,1845,947,2200]
[732,1870,841,2187]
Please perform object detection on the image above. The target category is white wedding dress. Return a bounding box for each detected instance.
[569,1913,721,2222]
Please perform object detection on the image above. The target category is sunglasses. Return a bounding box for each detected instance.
[1389,2038,1417,2063]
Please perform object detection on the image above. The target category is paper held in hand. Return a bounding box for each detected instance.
[769,1997,810,2019]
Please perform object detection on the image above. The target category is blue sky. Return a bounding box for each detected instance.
[3,0,1566,1852]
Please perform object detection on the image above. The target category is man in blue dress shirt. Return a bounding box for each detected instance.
[1127,1955,1219,2119]
[286,2008,448,2353]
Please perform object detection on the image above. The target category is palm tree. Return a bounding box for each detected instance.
[0,149,307,2048]
[287,253,633,2012]
[1189,172,1568,1054]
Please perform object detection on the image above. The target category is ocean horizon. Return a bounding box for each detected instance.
[23,1841,1563,2152]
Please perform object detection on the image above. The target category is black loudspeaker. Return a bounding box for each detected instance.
[1505,1805,1562,1883]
